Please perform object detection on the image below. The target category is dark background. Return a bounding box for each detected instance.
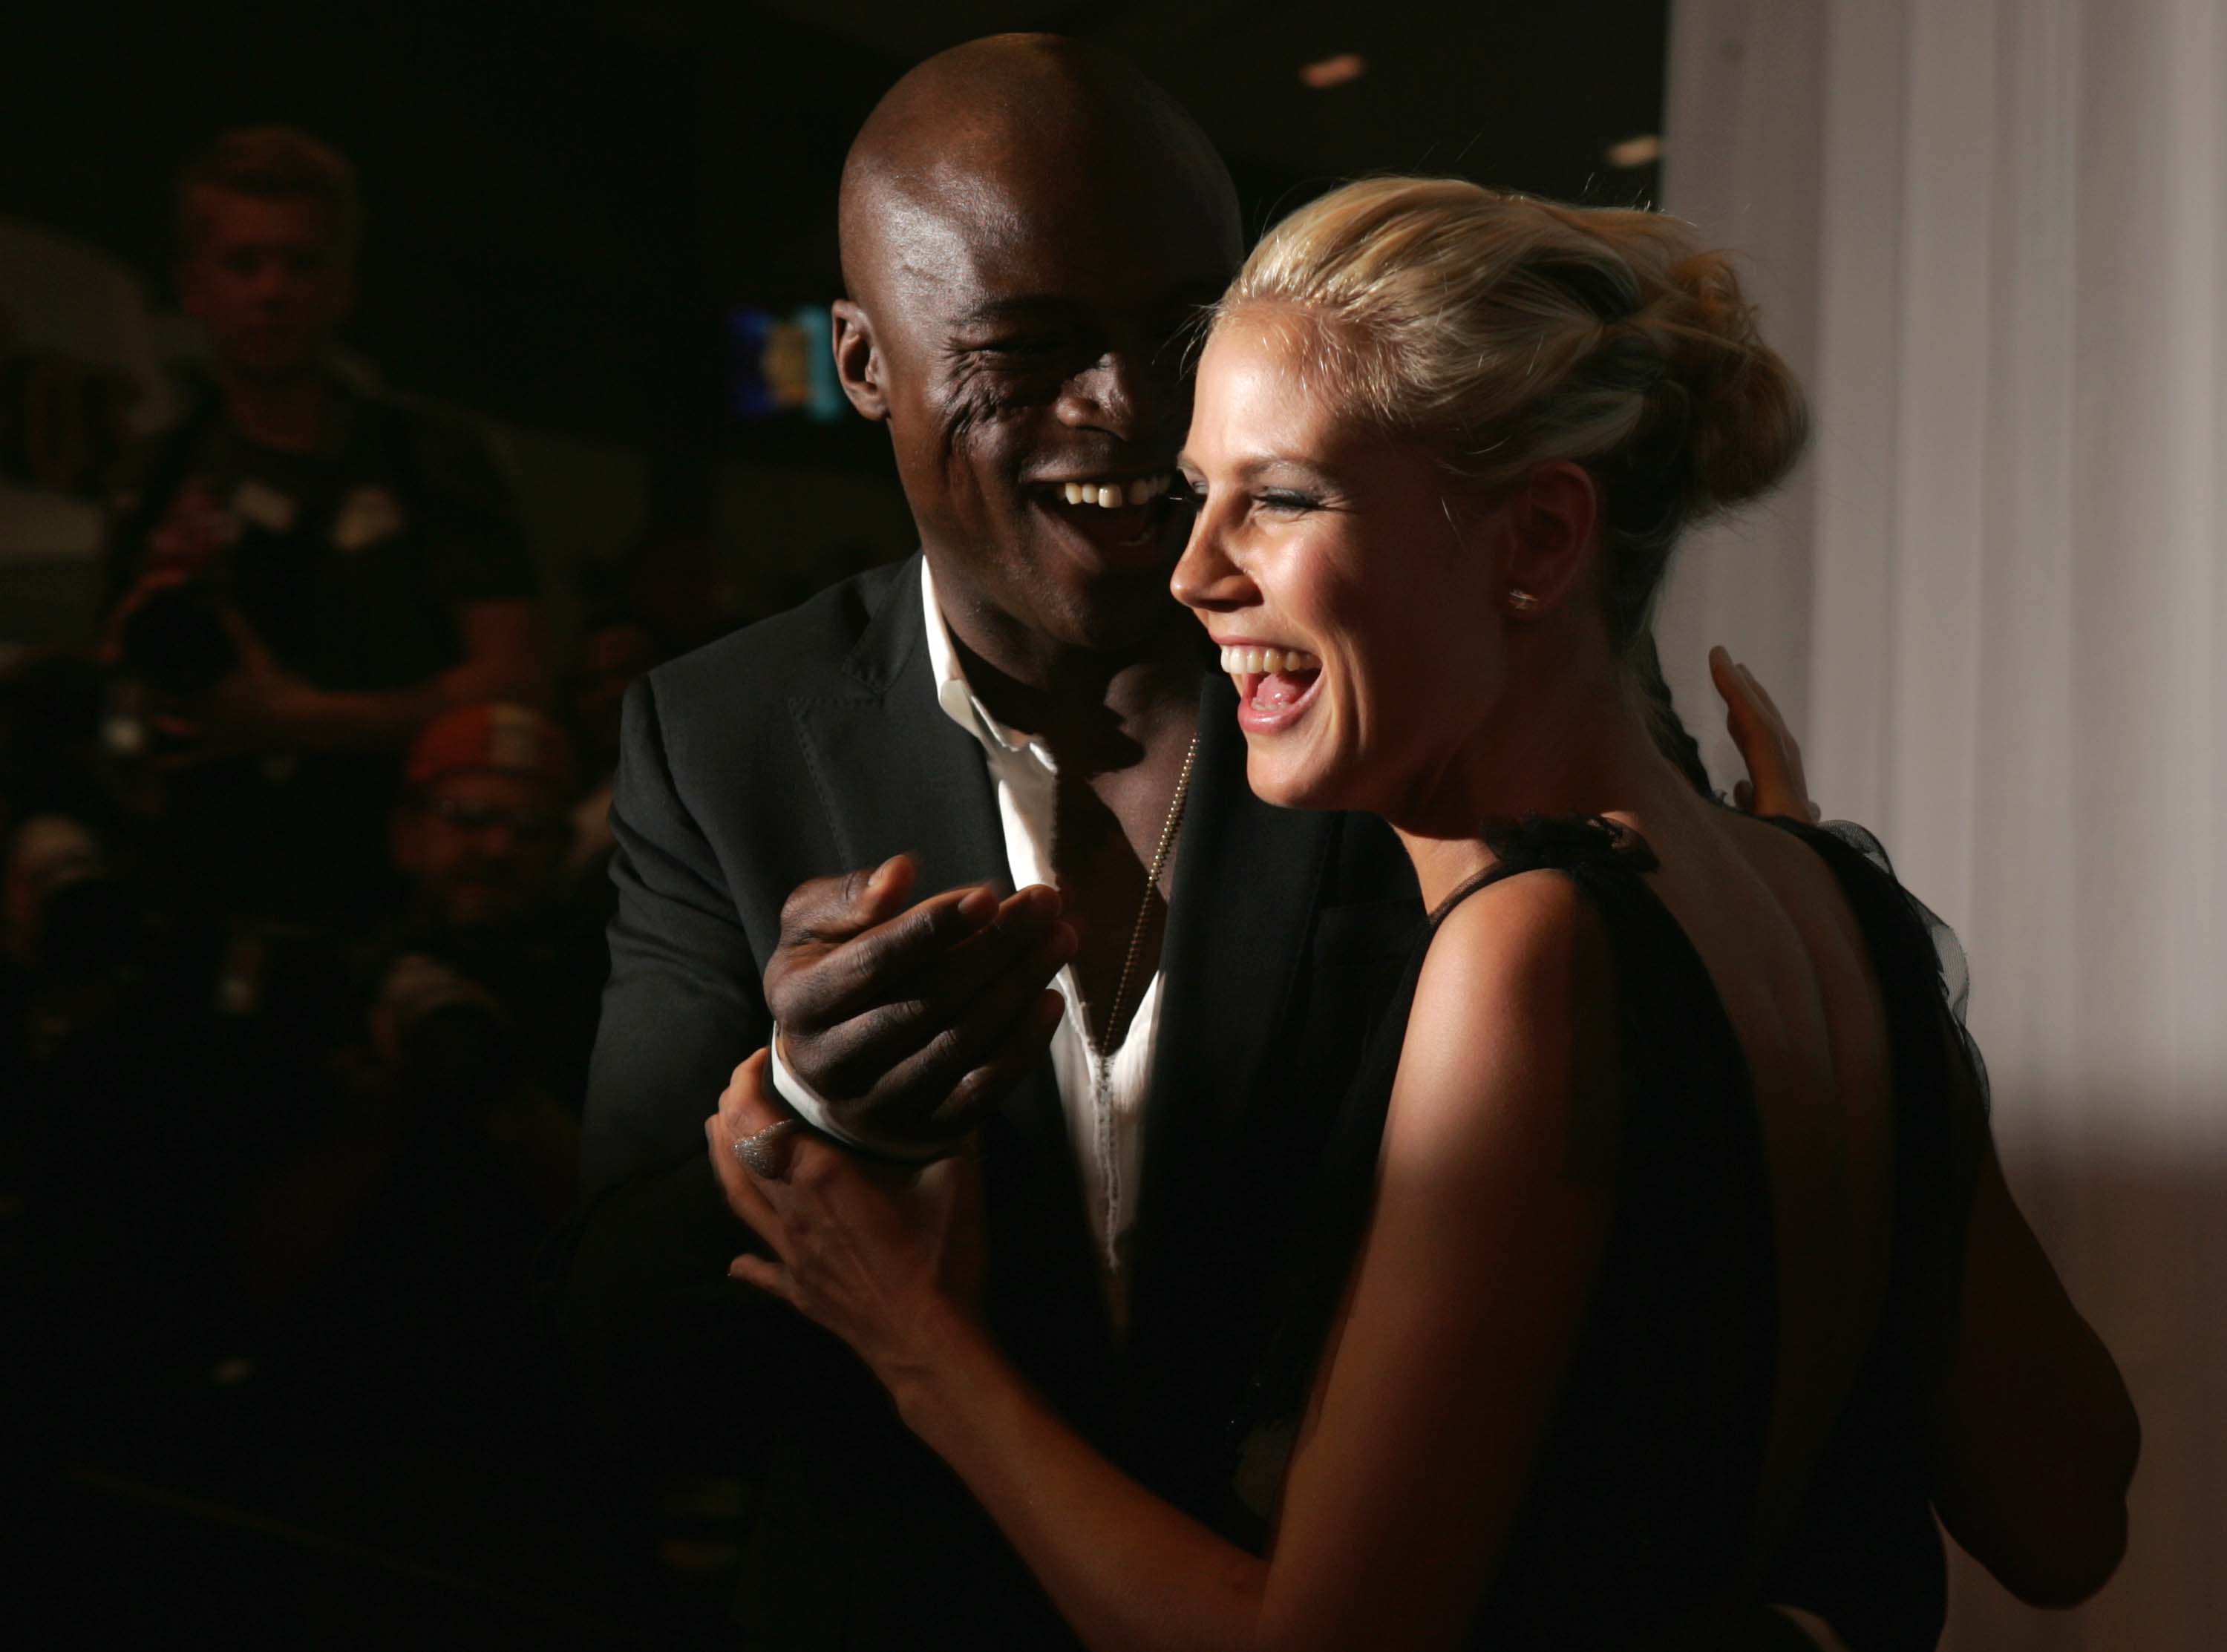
[1,0,1667,623]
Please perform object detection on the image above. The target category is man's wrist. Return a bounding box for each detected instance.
[766,1028,944,1163]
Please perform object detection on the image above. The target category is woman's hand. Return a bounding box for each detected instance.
[707,1050,987,1391]
[1710,646,1821,821]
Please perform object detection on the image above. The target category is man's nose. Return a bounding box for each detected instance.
[1054,344,1186,443]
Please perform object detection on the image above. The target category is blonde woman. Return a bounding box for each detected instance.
[710,180,2137,1651]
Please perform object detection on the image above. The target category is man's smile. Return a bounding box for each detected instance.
[1027,471,1188,567]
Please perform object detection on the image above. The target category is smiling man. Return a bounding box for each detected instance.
[542,35,1925,1652]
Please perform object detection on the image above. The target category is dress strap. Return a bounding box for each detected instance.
[1428,814,1661,929]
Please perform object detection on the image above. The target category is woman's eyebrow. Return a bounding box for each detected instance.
[1177,453,1347,488]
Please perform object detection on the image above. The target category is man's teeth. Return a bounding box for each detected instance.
[1059,474,1171,508]
[1218,645,1322,677]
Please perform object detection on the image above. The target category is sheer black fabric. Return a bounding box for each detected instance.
[1232,813,1987,1648]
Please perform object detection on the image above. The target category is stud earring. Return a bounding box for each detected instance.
[1507,589,1541,612]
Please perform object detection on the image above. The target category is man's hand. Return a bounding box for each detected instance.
[1711,646,1820,822]
[762,855,1074,1152]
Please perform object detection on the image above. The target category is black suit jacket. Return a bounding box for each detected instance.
[541,554,1418,1648]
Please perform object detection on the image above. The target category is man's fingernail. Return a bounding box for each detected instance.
[956,887,997,925]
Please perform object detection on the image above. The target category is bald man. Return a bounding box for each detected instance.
[542,36,1937,1652]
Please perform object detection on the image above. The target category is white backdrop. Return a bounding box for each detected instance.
[1657,2,2227,1648]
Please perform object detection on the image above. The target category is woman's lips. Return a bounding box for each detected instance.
[1219,643,1324,734]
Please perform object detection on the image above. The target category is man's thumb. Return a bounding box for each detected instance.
[854,853,917,921]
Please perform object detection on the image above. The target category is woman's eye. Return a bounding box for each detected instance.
[1259,490,1318,514]
[1171,476,1204,506]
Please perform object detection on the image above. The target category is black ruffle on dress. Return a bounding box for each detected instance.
[1237,813,1987,1651]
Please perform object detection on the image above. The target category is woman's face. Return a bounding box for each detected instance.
[1172,312,1510,817]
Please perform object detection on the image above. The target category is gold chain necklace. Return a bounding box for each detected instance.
[1085,730,1199,1279]
[1092,730,1200,1095]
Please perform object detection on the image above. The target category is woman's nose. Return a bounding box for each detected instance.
[1170,508,1254,614]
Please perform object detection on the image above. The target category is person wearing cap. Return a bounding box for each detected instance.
[394,701,580,941]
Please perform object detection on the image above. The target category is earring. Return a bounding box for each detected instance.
[1507,589,1541,612]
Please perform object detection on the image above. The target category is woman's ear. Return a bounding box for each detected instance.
[1501,461,1600,614]
[831,300,888,422]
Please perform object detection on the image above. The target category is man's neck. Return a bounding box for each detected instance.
[941,587,1207,776]
[221,365,333,453]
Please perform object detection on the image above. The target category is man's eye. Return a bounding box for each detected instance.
[978,336,1065,358]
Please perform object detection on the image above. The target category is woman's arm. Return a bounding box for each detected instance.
[720,868,1620,1652]
[1929,1143,2139,1606]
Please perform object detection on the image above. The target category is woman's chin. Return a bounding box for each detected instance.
[1243,750,1356,814]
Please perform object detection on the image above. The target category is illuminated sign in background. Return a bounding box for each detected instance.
[727,305,844,422]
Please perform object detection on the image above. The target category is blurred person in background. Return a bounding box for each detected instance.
[231,703,592,1445]
[98,127,545,931]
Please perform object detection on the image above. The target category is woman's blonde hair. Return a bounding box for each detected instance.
[1214,177,1808,655]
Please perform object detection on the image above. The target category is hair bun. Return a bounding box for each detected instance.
[1621,244,1808,517]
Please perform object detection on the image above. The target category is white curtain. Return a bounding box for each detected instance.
[1658,2,2227,1648]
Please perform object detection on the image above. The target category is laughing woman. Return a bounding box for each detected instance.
[710,179,2138,1651]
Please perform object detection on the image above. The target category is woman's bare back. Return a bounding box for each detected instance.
[1629,799,1908,1568]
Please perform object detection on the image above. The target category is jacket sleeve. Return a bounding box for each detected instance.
[536,670,811,1463]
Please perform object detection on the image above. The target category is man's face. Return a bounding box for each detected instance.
[392,770,571,934]
[841,143,1240,654]
[179,190,352,381]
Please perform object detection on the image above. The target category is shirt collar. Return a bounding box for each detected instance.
[920,558,1055,772]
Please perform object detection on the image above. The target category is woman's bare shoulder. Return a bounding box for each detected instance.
[1392,868,1619,1171]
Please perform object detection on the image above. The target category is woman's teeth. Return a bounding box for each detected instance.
[1219,644,1321,677]
[1059,475,1171,508]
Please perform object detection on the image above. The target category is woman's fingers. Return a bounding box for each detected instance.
[707,1052,801,1239]
[728,1252,797,1305]
[1710,646,1817,821]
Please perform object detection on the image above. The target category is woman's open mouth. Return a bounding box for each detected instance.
[1219,643,1324,733]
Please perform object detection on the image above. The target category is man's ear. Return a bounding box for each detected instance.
[1502,461,1601,612]
[831,299,888,422]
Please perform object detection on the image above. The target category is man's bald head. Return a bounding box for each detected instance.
[828,36,1242,665]
[839,33,1240,305]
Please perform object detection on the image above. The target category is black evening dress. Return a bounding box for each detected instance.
[1237,813,1986,1651]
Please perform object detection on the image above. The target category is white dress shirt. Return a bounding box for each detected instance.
[772,559,1165,1324]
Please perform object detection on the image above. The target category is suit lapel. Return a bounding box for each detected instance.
[785,554,1009,901]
